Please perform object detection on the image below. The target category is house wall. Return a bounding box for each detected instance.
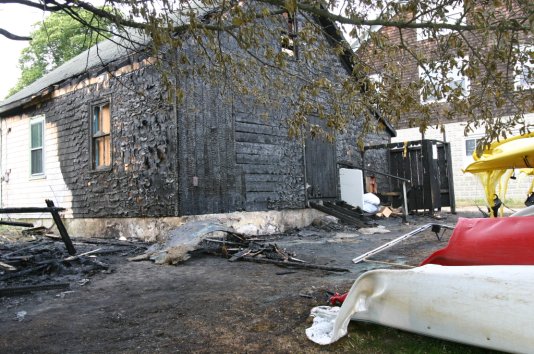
[0,114,74,217]
[1,66,178,218]
[392,113,534,203]
[0,11,392,220]
[172,10,392,214]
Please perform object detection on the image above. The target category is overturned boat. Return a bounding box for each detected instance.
[306,265,534,352]
[421,216,534,266]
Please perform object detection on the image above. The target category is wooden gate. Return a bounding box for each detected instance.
[366,139,456,213]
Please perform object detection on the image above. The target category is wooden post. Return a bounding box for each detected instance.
[45,200,76,255]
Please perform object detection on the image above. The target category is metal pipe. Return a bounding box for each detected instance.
[402,181,408,223]
[337,161,411,183]
[352,223,453,264]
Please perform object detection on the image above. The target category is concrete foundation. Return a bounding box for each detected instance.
[27,208,327,242]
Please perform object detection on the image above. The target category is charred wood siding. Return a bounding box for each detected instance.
[18,67,178,218]
[234,108,306,211]
[177,77,244,215]
[2,10,393,218]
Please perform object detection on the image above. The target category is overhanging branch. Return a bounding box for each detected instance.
[0,28,31,40]
[256,0,531,32]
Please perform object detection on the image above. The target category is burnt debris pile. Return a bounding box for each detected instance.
[0,227,147,297]
[130,221,349,272]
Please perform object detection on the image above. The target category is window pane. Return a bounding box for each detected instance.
[101,104,111,134]
[103,135,111,166]
[94,138,101,167]
[93,106,100,133]
[31,122,43,149]
[31,149,43,174]
[93,136,111,168]
[465,139,477,156]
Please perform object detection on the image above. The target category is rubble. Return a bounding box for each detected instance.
[358,225,390,235]
[130,221,349,272]
[0,226,147,296]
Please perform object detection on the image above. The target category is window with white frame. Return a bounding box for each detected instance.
[514,44,533,91]
[419,57,469,103]
[465,137,479,157]
[368,74,382,90]
[30,115,45,176]
[416,0,465,41]
[368,73,382,108]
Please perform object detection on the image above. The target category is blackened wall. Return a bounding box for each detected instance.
[337,118,391,193]
[11,12,392,218]
[25,66,178,218]
[177,76,245,215]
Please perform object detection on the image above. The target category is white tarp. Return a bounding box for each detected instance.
[306,265,534,353]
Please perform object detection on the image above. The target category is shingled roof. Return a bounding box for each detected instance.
[0,30,148,116]
[0,3,214,116]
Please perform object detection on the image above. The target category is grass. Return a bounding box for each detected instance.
[455,198,526,208]
[330,322,503,353]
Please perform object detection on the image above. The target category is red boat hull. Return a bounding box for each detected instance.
[420,216,534,266]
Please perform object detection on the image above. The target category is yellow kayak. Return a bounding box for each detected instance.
[463,132,534,212]
[464,132,534,173]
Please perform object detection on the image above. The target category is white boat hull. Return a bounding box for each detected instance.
[306,265,534,352]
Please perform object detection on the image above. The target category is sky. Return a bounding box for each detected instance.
[0,3,45,100]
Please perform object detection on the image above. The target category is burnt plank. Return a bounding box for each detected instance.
[235,131,286,145]
[0,207,65,214]
[0,283,70,297]
[0,220,34,228]
[45,200,76,255]
[245,181,279,192]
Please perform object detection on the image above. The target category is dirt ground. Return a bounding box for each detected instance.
[0,208,499,353]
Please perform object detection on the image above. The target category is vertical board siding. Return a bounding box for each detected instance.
[177,76,245,215]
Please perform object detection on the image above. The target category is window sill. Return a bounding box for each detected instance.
[90,166,112,173]
[421,96,469,105]
[514,87,533,92]
[29,174,46,181]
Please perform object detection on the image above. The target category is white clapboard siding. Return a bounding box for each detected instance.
[1,114,73,218]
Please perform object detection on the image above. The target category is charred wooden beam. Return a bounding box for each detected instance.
[324,202,367,220]
[0,283,70,297]
[239,256,349,272]
[0,207,65,214]
[45,200,76,256]
[0,220,34,228]
[309,202,367,227]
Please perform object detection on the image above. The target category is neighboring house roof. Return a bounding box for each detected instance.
[0,5,396,137]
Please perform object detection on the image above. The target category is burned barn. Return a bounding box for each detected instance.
[0,6,394,234]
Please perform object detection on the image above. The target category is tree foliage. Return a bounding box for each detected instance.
[1,0,532,144]
[7,8,111,97]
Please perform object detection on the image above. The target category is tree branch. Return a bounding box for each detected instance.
[0,27,31,40]
[0,0,62,12]
[256,0,530,32]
